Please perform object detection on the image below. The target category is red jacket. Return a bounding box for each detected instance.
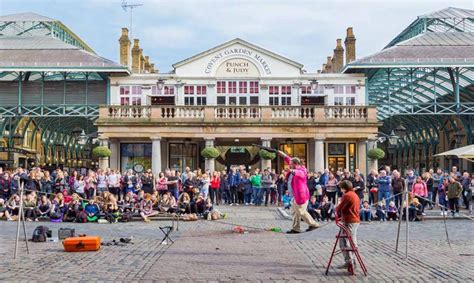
[210,176,220,189]
[336,190,360,224]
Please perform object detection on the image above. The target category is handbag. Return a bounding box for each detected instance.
[370,187,378,193]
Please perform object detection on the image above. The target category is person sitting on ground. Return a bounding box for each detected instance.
[159,192,177,214]
[50,193,66,220]
[85,198,100,222]
[119,194,136,214]
[140,193,158,223]
[408,198,423,221]
[320,195,334,221]
[360,200,372,222]
[387,201,398,221]
[36,195,52,220]
[282,190,292,210]
[177,192,192,214]
[307,196,321,221]
[375,200,386,221]
[23,192,38,221]
[7,194,20,219]
[195,194,206,216]
[64,198,81,222]
[0,198,13,221]
[203,198,214,220]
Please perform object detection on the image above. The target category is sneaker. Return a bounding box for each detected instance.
[440,211,445,216]
[7,217,13,221]
[454,213,460,217]
[306,225,319,232]
[422,213,426,216]
[286,229,301,234]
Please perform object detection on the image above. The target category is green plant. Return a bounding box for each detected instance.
[258,149,276,160]
[92,146,111,158]
[201,147,220,159]
[367,148,385,160]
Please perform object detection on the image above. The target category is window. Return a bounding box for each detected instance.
[346,97,355,105]
[184,85,207,105]
[217,97,226,105]
[151,85,175,95]
[217,81,226,93]
[239,81,247,94]
[228,81,237,93]
[334,97,344,105]
[269,86,279,95]
[345,85,356,94]
[120,143,152,172]
[120,85,142,105]
[249,81,259,94]
[300,86,311,95]
[334,85,344,94]
[169,143,198,172]
[269,97,279,105]
[281,86,291,95]
[281,97,291,105]
[269,85,291,105]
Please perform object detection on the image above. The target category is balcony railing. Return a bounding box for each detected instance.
[101,105,376,123]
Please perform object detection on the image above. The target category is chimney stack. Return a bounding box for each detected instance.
[119,28,131,67]
[150,63,156,73]
[139,50,145,73]
[326,56,333,73]
[333,39,344,72]
[344,27,356,64]
[144,56,151,73]
[131,39,141,73]
[322,64,327,73]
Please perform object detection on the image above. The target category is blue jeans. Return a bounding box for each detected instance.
[252,186,261,204]
[244,193,252,204]
[378,190,391,208]
[394,193,403,209]
[360,210,372,221]
[439,195,448,211]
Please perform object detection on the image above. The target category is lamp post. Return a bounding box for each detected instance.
[13,133,23,146]
[156,78,165,91]
[394,125,407,139]
[77,130,88,145]
[310,79,318,92]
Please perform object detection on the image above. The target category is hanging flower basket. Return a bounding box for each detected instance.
[367,148,385,160]
[201,147,220,159]
[92,146,111,158]
[258,149,276,160]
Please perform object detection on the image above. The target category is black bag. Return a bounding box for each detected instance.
[32,226,50,242]
[120,211,133,222]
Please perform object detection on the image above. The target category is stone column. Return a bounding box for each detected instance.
[357,140,367,177]
[261,138,272,170]
[314,138,325,172]
[109,140,119,171]
[367,139,378,172]
[98,138,109,170]
[151,137,162,175]
[204,138,215,173]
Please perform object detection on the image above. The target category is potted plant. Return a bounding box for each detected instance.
[367,148,385,160]
[258,149,276,160]
[92,146,111,158]
[200,147,220,159]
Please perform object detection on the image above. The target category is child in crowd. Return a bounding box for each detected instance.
[307,196,321,221]
[376,200,386,221]
[0,198,13,221]
[282,190,292,210]
[360,200,372,222]
[387,201,398,221]
[409,198,423,221]
[320,195,334,221]
[85,198,100,222]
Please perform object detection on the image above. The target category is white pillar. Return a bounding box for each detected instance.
[357,140,367,178]
[98,138,109,170]
[261,138,272,170]
[367,139,378,172]
[314,138,325,172]
[204,138,215,173]
[151,137,162,175]
[109,140,119,171]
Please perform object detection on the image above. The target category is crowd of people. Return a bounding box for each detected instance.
[0,164,472,223]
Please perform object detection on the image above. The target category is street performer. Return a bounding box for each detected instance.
[276,149,320,234]
[335,180,360,269]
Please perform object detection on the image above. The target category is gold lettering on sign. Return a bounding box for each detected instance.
[216,59,259,77]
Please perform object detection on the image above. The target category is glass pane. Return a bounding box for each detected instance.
[217,96,226,105]
[239,97,247,105]
[250,96,259,105]
[229,97,236,105]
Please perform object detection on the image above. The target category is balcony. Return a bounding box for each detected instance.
[98,105,377,125]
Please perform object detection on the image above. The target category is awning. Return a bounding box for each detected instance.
[434,144,474,161]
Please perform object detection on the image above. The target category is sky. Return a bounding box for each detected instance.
[1,0,473,73]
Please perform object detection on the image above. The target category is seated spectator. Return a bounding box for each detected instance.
[0,173,11,200]
[387,201,398,221]
[140,193,158,222]
[195,194,206,216]
[204,198,214,220]
[320,195,334,221]
[159,192,177,213]
[7,194,20,219]
[23,192,38,221]
[360,200,372,222]
[119,194,136,213]
[408,198,423,221]
[282,190,292,210]
[36,195,52,219]
[85,198,100,222]
[0,198,13,221]
[50,193,66,221]
[178,192,192,214]
[307,196,321,221]
[376,201,386,221]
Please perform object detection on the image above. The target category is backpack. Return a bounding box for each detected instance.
[120,211,133,222]
[32,226,50,242]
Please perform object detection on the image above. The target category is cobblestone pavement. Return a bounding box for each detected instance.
[0,205,472,282]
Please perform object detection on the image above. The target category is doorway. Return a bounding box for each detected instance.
[328,157,346,173]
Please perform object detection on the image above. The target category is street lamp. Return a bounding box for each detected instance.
[13,133,23,146]
[388,130,399,145]
[156,78,165,90]
[77,130,88,145]
[394,125,407,138]
[454,130,465,145]
[72,127,83,138]
[310,79,319,91]
[387,144,396,154]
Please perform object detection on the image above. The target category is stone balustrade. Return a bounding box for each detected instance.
[101,105,376,123]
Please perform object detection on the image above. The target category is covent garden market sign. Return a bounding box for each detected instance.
[204,48,272,75]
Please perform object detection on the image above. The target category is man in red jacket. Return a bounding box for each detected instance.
[335,180,360,268]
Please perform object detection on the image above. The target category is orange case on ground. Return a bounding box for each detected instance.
[63,236,101,252]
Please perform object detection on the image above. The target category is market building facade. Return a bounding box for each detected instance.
[97,29,380,174]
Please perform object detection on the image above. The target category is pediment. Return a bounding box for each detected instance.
[172,38,304,77]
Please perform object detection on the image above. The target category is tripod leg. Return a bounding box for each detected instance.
[14,184,25,260]
[395,192,403,253]
[21,209,29,254]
